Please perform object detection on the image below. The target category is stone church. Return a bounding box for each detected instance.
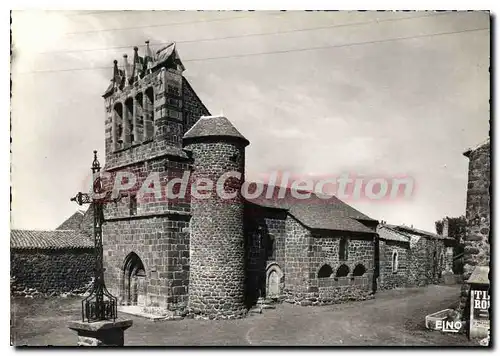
[99,42,379,319]
[96,42,451,320]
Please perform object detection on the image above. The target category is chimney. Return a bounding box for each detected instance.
[442,217,449,237]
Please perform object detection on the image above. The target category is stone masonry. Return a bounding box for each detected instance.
[11,249,95,296]
[92,41,454,320]
[378,240,409,290]
[101,44,210,314]
[184,136,248,319]
[459,139,490,314]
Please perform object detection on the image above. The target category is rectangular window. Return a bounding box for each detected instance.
[129,194,137,216]
[339,238,348,261]
[392,251,399,273]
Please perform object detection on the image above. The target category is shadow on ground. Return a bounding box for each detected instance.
[11,284,475,346]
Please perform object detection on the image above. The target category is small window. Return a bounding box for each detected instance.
[318,264,333,278]
[339,238,348,261]
[392,251,399,273]
[129,194,137,216]
[352,264,366,277]
[230,153,238,163]
[335,264,350,278]
[266,235,276,261]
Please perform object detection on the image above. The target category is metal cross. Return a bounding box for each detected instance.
[70,150,118,323]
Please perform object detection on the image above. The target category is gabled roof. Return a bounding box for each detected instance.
[56,210,85,231]
[11,230,94,250]
[377,225,410,243]
[246,184,377,234]
[183,115,249,146]
[384,224,454,241]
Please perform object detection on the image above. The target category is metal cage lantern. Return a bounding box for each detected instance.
[71,150,117,322]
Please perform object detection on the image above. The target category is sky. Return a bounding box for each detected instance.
[10,10,490,232]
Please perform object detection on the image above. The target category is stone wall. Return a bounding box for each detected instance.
[283,216,311,298]
[11,248,94,296]
[378,240,409,290]
[103,215,190,312]
[406,237,444,287]
[101,67,211,315]
[183,77,211,133]
[459,140,491,313]
[283,217,376,305]
[306,232,374,305]
[244,204,287,304]
[184,139,247,319]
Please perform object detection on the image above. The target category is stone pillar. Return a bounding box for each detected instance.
[459,140,490,316]
[68,319,133,346]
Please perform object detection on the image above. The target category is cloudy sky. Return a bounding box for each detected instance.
[11,10,489,232]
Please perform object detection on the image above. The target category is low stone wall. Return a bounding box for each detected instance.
[11,248,95,296]
[285,274,373,306]
[379,273,408,290]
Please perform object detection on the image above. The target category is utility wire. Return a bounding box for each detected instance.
[15,27,488,75]
[35,12,452,55]
[64,12,277,36]
[66,10,129,17]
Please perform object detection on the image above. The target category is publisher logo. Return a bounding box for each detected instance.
[436,320,462,333]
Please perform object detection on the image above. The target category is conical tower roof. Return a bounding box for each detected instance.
[183,115,249,146]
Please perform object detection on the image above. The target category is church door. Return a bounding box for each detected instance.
[123,252,146,306]
[137,276,146,306]
[267,270,280,298]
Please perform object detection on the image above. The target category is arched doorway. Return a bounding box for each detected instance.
[123,252,146,306]
[265,263,283,299]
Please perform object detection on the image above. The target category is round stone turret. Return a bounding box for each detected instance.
[183,115,249,319]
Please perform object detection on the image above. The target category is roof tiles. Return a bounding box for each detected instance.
[11,229,94,250]
[183,115,249,145]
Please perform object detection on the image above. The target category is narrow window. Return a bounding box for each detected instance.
[135,92,144,142]
[392,251,399,273]
[318,264,333,278]
[266,235,276,261]
[124,98,134,145]
[144,87,154,139]
[113,103,124,148]
[339,237,348,261]
[129,194,137,216]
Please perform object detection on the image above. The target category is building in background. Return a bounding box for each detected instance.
[10,220,94,297]
[100,42,381,319]
[377,222,456,290]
